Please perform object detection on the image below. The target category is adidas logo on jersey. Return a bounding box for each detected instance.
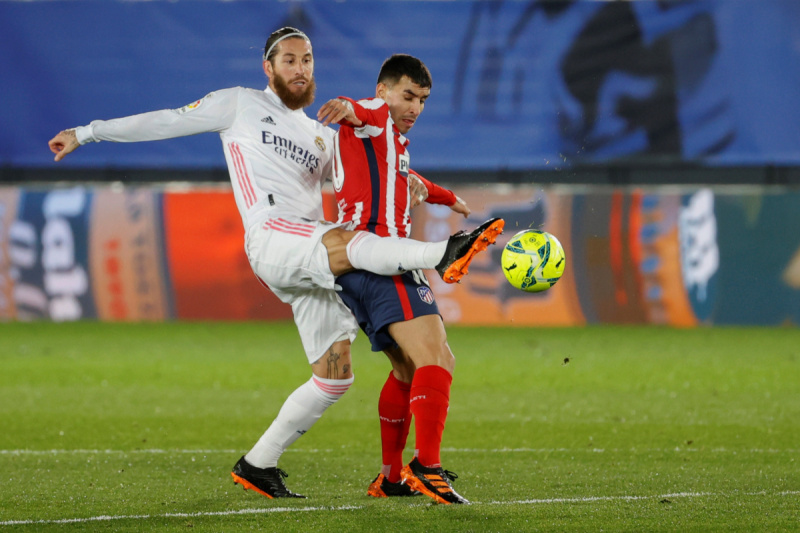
[261,116,276,125]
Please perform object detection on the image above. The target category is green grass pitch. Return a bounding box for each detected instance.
[1,322,798,532]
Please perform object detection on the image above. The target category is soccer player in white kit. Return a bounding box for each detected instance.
[48,27,502,499]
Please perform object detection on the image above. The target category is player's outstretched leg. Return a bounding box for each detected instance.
[436,218,505,283]
[401,458,469,505]
[231,456,306,499]
[367,473,421,498]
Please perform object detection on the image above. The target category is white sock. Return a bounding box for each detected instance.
[245,375,354,468]
[346,231,447,275]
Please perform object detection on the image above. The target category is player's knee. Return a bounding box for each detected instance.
[414,340,454,373]
[437,347,456,374]
[426,337,454,371]
[396,361,416,384]
[322,227,355,276]
[312,364,355,381]
[312,338,354,379]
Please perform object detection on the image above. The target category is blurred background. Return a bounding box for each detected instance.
[1,0,799,326]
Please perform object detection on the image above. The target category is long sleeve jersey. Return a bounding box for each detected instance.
[332,96,456,238]
[75,87,335,233]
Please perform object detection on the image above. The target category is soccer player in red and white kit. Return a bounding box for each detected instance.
[317,54,504,504]
[48,27,502,499]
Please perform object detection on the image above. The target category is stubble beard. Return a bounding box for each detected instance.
[272,73,316,110]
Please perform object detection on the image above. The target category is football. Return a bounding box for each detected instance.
[501,230,566,292]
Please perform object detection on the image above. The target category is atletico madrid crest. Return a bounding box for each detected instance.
[417,286,434,305]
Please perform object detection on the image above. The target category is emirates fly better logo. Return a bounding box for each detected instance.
[261,132,321,174]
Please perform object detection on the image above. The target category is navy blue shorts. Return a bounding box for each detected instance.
[336,269,440,352]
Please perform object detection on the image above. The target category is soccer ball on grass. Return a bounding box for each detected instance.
[501,230,566,292]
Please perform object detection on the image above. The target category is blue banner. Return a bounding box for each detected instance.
[2,0,799,170]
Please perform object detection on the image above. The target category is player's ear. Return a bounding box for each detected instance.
[263,60,273,79]
[376,82,387,100]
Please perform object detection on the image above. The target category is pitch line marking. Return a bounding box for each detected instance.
[2,491,798,527]
[2,447,799,456]
[0,506,364,526]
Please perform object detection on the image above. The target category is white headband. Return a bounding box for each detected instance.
[263,32,309,61]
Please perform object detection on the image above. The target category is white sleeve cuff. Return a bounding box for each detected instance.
[74,124,96,144]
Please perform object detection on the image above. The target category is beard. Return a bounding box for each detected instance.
[272,73,316,110]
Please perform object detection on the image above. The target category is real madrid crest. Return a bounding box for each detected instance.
[315,136,326,152]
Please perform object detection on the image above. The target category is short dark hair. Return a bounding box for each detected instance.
[377,54,432,89]
[263,27,310,63]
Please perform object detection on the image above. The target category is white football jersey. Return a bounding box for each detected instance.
[75,87,335,231]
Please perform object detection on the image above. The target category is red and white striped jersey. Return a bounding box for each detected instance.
[332,97,455,238]
[75,87,335,233]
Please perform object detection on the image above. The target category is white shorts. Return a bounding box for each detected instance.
[246,216,358,364]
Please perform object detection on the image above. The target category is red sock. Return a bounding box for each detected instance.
[378,372,412,483]
[409,365,452,469]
